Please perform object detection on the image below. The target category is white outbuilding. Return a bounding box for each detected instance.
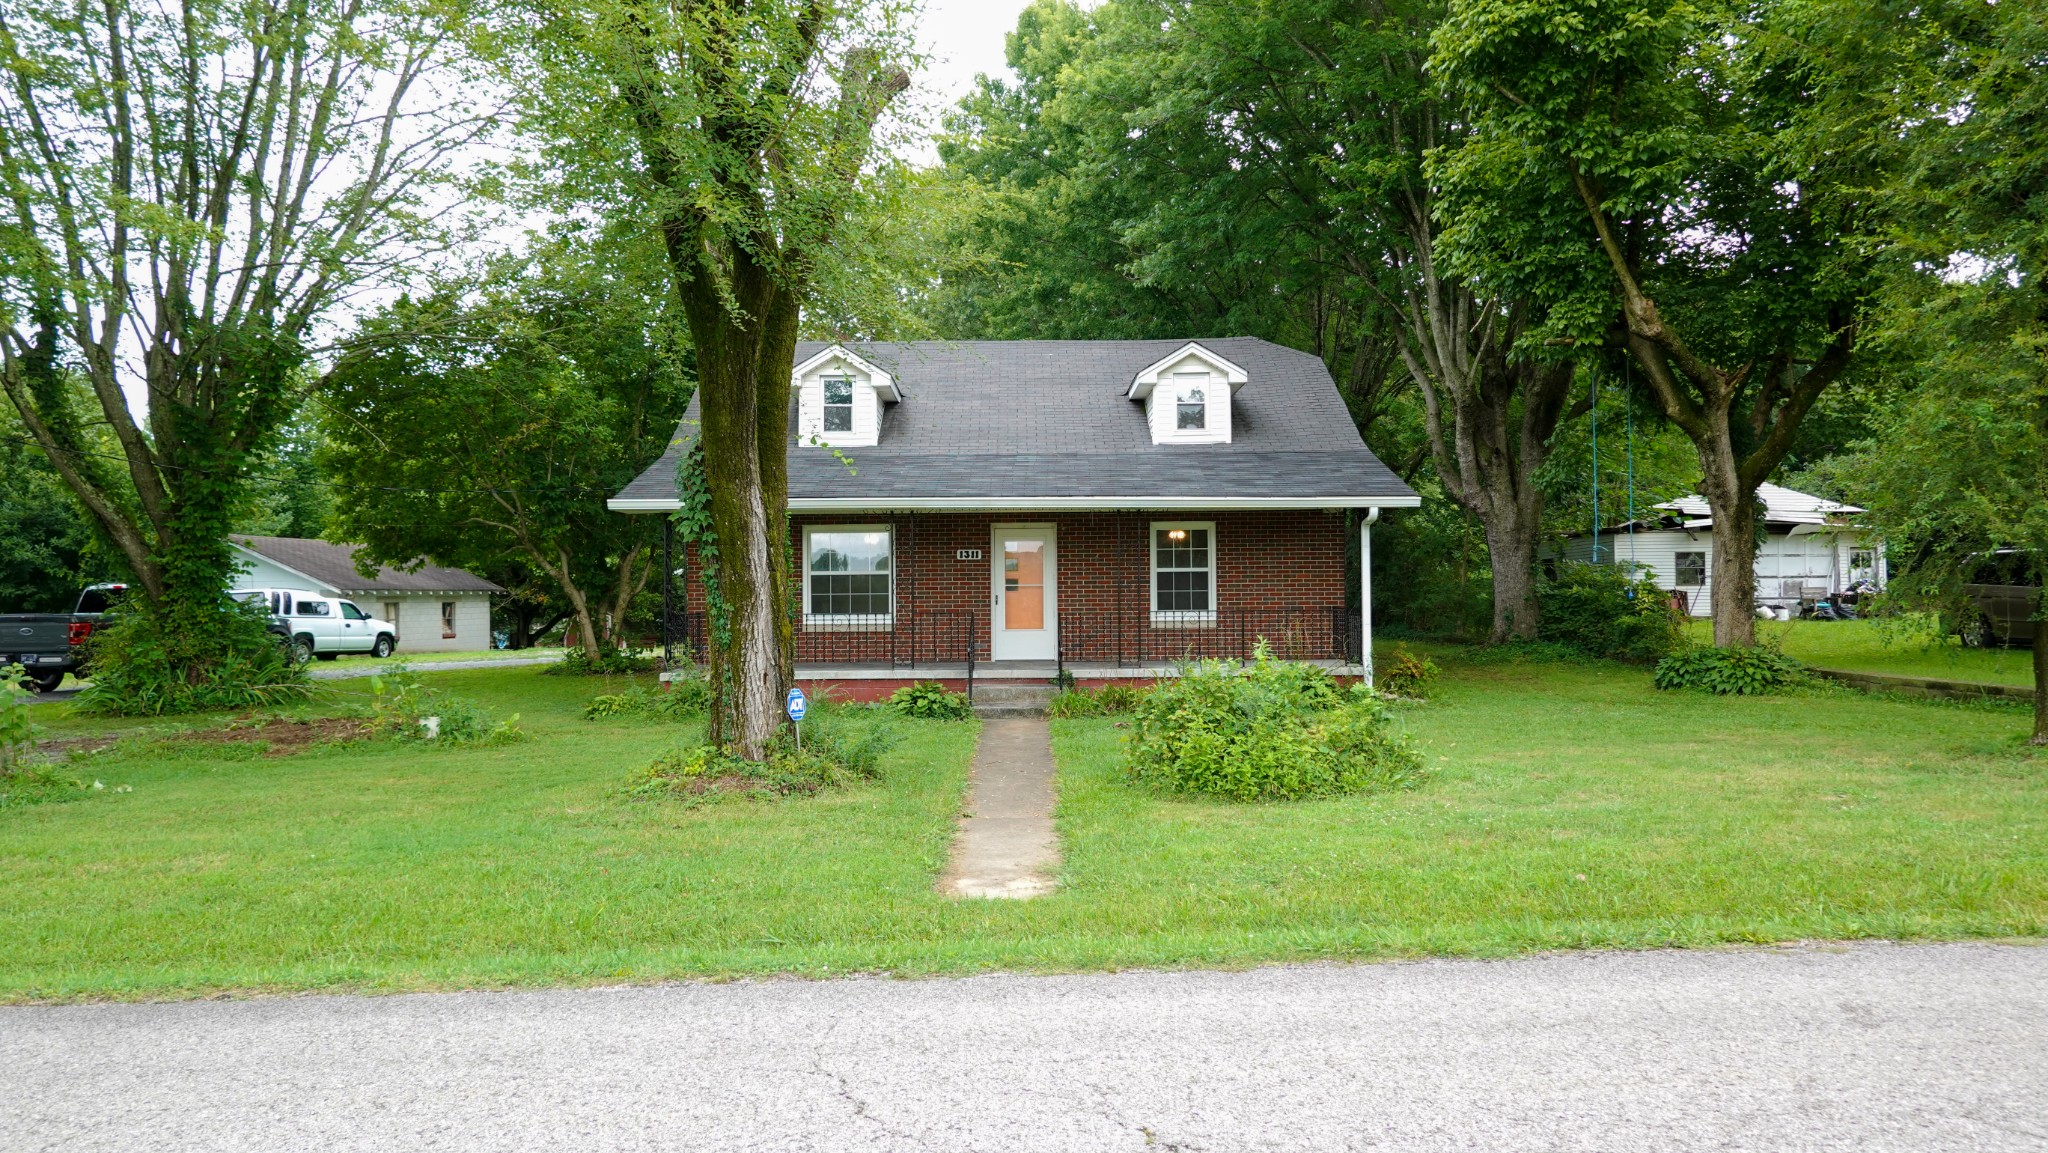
[1554,484,1886,618]
[229,535,502,652]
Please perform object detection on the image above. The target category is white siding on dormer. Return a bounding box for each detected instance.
[795,356,883,448]
[1143,354,1232,445]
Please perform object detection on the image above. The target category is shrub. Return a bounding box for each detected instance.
[585,677,711,720]
[367,663,522,744]
[543,647,657,676]
[889,680,973,720]
[1653,644,1807,695]
[628,711,897,802]
[1046,683,1147,718]
[1125,646,1425,802]
[1377,646,1441,699]
[1538,563,1683,661]
[75,600,311,716]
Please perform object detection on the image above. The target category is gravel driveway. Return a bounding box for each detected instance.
[2,941,2042,1152]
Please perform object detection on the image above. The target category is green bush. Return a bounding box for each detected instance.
[1653,644,1807,695]
[889,680,972,720]
[1377,645,1441,699]
[585,677,711,720]
[543,647,657,676]
[1538,563,1683,661]
[367,663,522,744]
[1047,682,1147,718]
[75,601,311,716]
[1125,646,1425,802]
[628,710,898,802]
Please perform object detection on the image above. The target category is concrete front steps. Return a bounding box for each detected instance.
[971,680,1056,718]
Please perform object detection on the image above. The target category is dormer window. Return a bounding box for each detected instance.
[1175,376,1207,430]
[823,377,854,432]
[793,344,899,449]
[1127,342,1248,445]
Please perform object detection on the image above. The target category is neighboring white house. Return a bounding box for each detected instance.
[228,536,502,652]
[1555,484,1887,618]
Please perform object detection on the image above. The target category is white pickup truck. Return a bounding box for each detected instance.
[235,588,398,663]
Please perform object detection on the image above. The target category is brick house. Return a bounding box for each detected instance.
[609,339,1418,695]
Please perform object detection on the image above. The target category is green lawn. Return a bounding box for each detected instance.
[2,656,2042,1001]
[322,647,553,666]
[1688,617,2036,687]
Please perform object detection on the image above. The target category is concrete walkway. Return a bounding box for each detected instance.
[940,717,1060,898]
[2,942,2043,1152]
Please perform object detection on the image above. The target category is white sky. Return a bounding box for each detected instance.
[904,0,1035,162]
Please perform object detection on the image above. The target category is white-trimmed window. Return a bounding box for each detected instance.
[1174,374,1207,430]
[1150,521,1216,625]
[821,376,855,433]
[1675,551,1706,587]
[804,525,893,627]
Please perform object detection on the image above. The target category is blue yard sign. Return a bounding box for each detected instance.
[785,686,808,722]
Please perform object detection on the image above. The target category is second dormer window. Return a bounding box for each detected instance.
[1176,379,1207,430]
[823,377,854,432]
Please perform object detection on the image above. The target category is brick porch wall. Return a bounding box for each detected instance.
[675,509,1352,664]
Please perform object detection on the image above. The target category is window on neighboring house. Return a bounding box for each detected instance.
[1151,522,1216,624]
[441,601,457,639]
[383,602,401,640]
[822,376,854,433]
[1675,551,1707,587]
[805,526,892,626]
[1174,374,1207,430]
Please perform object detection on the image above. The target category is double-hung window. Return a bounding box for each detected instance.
[822,376,855,433]
[1174,373,1207,430]
[805,526,892,628]
[1151,521,1216,625]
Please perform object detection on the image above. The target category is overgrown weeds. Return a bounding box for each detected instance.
[627,709,899,803]
[1538,562,1684,661]
[368,663,523,745]
[1046,683,1146,718]
[75,602,310,716]
[586,678,711,720]
[544,647,657,676]
[1125,644,1425,802]
[1377,646,1441,699]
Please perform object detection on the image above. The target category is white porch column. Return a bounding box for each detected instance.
[1360,509,1377,688]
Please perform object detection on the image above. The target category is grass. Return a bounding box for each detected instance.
[1686,617,2036,687]
[321,647,554,666]
[1,655,2042,1001]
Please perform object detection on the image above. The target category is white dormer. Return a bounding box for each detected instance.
[794,344,899,449]
[1125,342,1248,445]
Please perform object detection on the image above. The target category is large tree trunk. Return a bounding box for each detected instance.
[2034,592,2047,746]
[1484,513,1541,642]
[1692,422,1761,648]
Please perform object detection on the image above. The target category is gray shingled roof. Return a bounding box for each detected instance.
[611,338,1417,509]
[230,536,504,595]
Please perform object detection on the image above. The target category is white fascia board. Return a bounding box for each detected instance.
[613,494,1420,513]
[1126,342,1250,399]
[792,344,899,401]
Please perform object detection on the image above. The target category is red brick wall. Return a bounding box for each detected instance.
[676,509,1352,663]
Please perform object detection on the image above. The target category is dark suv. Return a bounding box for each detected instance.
[1960,550,2040,647]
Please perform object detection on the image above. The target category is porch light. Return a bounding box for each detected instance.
[1166,529,1187,542]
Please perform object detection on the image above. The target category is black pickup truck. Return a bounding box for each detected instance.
[0,584,129,693]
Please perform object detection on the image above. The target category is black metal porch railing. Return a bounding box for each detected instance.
[663,605,1363,670]
[1055,605,1360,671]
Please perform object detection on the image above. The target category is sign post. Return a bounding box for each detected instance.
[785,685,808,751]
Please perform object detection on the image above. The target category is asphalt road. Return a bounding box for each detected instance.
[4,941,2043,1151]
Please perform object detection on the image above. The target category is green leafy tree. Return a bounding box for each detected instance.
[321,228,691,660]
[0,402,121,611]
[1432,0,1881,646]
[504,0,914,757]
[1816,0,2048,741]
[0,0,494,683]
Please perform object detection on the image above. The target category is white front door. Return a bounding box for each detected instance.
[991,525,1057,661]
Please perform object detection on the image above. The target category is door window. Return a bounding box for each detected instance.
[1002,539,1046,630]
[340,602,369,621]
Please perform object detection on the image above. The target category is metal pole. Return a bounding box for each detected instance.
[1590,370,1601,564]
[661,519,674,670]
[1361,509,1377,688]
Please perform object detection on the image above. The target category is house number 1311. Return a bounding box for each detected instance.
[956,549,983,561]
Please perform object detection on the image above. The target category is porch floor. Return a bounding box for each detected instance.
[793,659,1367,681]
